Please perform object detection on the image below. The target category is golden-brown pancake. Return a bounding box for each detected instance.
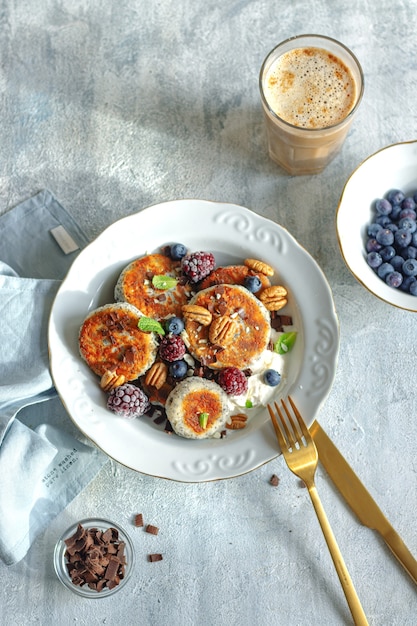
[198,264,271,294]
[79,302,158,380]
[183,284,271,370]
[114,253,193,320]
[165,378,229,439]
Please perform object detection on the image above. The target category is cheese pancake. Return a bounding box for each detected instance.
[165,378,229,439]
[184,284,271,370]
[79,302,158,380]
[199,264,271,294]
[114,253,193,320]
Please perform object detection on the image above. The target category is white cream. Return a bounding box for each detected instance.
[227,329,292,412]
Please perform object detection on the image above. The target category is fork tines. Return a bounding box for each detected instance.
[268,396,309,452]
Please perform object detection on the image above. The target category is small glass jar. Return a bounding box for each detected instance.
[54,518,135,598]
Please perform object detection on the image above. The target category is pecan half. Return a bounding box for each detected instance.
[145,362,168,389]
[182,304,212,325]
[100,370,126,392]
[208,316,238,346]
[244,258,274,277]
[226,413,248,430]
[259,285,288,311]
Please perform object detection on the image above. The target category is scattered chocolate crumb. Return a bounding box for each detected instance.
[145,524,159,536]
[269,474,280,487]
[280,315,293,327]
[148,553,163,562]
[134,513,144,527]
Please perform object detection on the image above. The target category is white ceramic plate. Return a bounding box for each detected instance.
[337,140,417,311]
[49,200,339,482]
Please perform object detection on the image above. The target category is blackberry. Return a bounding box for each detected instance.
[159,335,186,362]
[217,367,248,396]
[181,251,215,283]
[107,383,150,419]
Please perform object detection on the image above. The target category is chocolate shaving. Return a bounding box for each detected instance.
[123,345,137,364]
[270,314,293,332]
[63,523,127,592]
[134,513,144,527]
[269,474,280,487]
[148,553,163,562]
[145,524,159,535]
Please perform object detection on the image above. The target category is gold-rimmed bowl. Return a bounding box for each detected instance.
[336,140,417,311]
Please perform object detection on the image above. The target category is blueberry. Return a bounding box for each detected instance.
[375,215,391,227]
[367,223,382,238]
[401,196,416,211]
[385,271,403,288]
[169,359,188,379]
[379,246,395,262]
[376,228,394,246]
[391,255,405,271]
[410,280,417,296]
[377,262,394,279]
[401,245,417,260]
[244,275,262,293]
[367,251,382,269]
[399,217,417,233]
[375,198,392,216]
[400,275,416,292]
[402,258,417,277]
[394,228,412,248]
[263,369,281,386]
[399,208,417,221]
[170,243,187,260]
[165,316,185,334]
[390,204,402,220]
[387,189,405,205]
[366,238,382,252]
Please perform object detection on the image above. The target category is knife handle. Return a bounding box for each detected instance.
[385,527,417,585]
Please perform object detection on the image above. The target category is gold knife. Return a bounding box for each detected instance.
[310,421,417,585]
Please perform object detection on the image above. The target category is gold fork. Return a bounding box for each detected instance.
[268,397,369,626]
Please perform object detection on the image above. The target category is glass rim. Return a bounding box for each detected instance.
[259,33,365,133]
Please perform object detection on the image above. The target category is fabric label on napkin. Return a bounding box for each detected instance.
[50,225,80,254]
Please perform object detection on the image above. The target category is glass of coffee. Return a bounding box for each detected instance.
[259,34,364,175]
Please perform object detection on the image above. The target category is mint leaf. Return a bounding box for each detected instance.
[138,316,166,335]
[152,274,178,290]
[273,331,297,355]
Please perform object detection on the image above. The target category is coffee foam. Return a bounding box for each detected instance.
[264,47,357,129]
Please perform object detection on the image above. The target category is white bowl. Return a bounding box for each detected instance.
[336,140,417,311]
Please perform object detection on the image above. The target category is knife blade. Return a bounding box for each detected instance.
[310,420,417,585]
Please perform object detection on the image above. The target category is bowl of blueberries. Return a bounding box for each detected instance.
[336,139,417,311]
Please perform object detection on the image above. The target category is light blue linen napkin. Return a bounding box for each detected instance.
[0,190,108,566]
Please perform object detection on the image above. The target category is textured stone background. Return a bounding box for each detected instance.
[1,1,417,625]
